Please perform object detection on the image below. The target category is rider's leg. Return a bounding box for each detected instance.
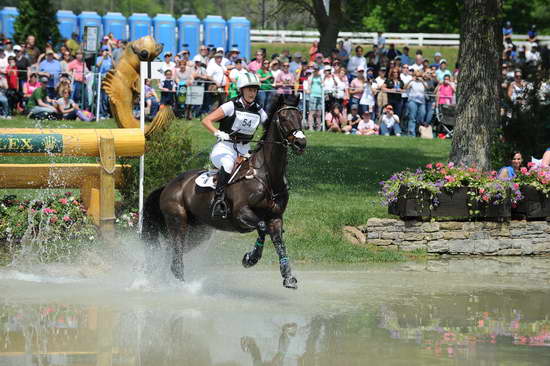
[210,142,237,217]
[268,218,297,289]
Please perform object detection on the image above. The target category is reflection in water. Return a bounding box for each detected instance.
[1,265,550,365]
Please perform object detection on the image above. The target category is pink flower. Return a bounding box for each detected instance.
[426,163,433,169]
[482,195,489,202]
[440,168,447,175]
[59,198,68,205]
[444,175,455,182]
[18,205,24,210]
[43,207,55,214]
[490,170,497,176]
[468,167,478,173]
[63,216,71,222]
[513,183,519,190]
[435,162,444,169]
[521,167,528,175]
[527,162,535,168]
[447,162,455,168]
[479,188,485,194]
[72,200,79,206]
[50,216,58,224]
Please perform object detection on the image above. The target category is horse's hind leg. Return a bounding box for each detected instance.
[163,206,189,281]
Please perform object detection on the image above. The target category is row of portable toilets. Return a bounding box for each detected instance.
[0,7,251,60]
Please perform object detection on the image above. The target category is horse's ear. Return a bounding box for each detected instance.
[265,93,282,116]
[283,93,300,107]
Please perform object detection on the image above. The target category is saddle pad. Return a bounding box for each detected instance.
[195,170,218,189]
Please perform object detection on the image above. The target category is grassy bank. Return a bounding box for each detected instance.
[1,117,451,263]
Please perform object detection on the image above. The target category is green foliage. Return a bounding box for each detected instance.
[119,119,206,210]
[0,193,97,262]
[13,0,61,49]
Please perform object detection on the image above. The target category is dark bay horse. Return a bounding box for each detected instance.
[141,94,307,289]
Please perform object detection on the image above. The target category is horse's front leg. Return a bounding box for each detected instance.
[268,218,298,289]
[236,206,267,268]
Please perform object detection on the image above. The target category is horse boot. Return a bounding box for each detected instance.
[211,167,231,219]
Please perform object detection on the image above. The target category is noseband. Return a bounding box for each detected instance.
[273,106,304,148]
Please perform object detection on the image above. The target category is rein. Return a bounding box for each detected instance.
[252,106,302,147]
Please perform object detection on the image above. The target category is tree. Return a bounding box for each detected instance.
[13,0,61,50]
[281,0,344,55]
[449,0,503,171]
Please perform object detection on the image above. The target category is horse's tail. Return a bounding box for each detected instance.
[141,187,166,245]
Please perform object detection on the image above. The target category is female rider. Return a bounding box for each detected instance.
[201,72,268,218]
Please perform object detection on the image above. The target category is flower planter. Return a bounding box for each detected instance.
[513,185,550,219]
[389,186,470,218]
[388,186,511,219]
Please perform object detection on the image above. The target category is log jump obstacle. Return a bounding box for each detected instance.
[0,128,145,236]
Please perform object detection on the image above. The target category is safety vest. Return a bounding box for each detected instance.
[219,98,263,143]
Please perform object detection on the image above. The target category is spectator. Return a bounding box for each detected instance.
[359,68,376,118]
[498,151,523,179]
[194,45,210,68]
[334,67,349,113]
[325,103,349,133]
[0,47,8,74]
[112,40,125,65]
[349,66,365,111]
[526,45,541,65]
[158,52,176,80]
[376,32,386,52]
[6,56,18,111]
[144,78,160,118]
[175,59,193,85]
[347,46,366,79]
[270,59,281,82]
[67,51,88,106]
[23,73,40,101]
[309,41,319,62]
[410,54,424,72]
[306,65,323,131]
[211,47,231,68]
[3,39,14,57]
[275,61,296,95]
[60,50,72,74]
[347,104,361,133]
[25,35,40,64]
[379,104,401,136]
[205,51,227,110]
[435,60,452,82]
[228,58,247,99]
[248,50,264,73]
[336,40,349,64]
[0,74,11,119]
[430,52,443,68]
[400,64,413,118]
[256,59,274,108]
[503,21,513,44]
[400,47,412,66]
[289,52,302,74]
[507,69,527,104]
[343,38,352,55]
[423,69,438,124]
[56,85,79,120]
[528,25,538,43]
[66,32,80,56]
[404,70,427,137]
[373,66,388,116]
[386,44,400,60]
[99,36,111,53]
[190,55,210,117]
[14,45,30,90]
[357,111,379,135]
[39,50,62,99]
[279,49,290,63]
[96,48,113,118]
[435,74,455,105]
[322,65,337,109]
[159,69,176,108]
[382,67,404,117]
[26,75,57,116]
[226,47,241,67]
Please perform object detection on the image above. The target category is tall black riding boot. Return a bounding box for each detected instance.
[211,167,231,218]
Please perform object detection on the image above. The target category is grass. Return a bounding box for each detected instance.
[253,42,459,68]
[1,116,451,263]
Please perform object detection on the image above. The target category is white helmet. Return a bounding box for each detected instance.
[237,72,261,90]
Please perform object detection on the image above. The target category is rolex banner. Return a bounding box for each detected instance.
[0,134,64,154]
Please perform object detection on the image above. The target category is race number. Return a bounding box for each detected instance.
[232,111,260,135]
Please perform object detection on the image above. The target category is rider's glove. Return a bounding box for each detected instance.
[214,130,230,142]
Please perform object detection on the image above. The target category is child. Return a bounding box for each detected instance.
[159,69,176,108]
[347,104,361,133]
[357,111,379,136]
[144,78,159,118]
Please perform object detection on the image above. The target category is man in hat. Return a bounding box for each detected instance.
[158,52,176,81]
[430,52,443,68]
[39,50,62,99]
[26,75,58,116]
[289,52,302,74]
[193,45,210,67]
[206,51,227,111]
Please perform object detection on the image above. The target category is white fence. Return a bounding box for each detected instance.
[251,30,550,47]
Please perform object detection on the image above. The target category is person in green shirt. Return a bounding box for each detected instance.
[26,75,58,116]
[256,60,274,109]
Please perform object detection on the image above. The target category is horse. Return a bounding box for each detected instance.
[141,94,307,289]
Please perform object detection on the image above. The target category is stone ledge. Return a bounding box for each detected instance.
[351,218,550,256]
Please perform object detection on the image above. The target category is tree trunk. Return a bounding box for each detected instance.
[449,0,502,171]
[311,0,342,55]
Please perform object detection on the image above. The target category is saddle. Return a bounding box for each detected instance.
[195,156,256,192]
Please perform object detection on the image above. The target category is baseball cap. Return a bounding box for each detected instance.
[312,64,320,70]
[214,51,224,57]
[13,45,21,51]
[351,104,358,110]
[293,52,302,58]
[39,75,49,83]
[440,59,447,64]
[193,55,202,62]
[305,68,313,74]
[46,49,54,55]
[380,66,387,71]
[323,58,331,64]
[164,52,172,56]
[315,52,323,58]
[434,52,442,57]
[357,65,365,72]
[230,47,239,52]
[324,65,332,71]
[216,47,224,53]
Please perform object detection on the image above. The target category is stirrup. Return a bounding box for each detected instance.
[211,199,229,219]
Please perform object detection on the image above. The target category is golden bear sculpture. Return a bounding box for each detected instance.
[102,35,175,136]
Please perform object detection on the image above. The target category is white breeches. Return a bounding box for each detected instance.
[210,141,251,172]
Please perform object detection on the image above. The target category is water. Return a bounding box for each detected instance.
[1,256,550,365]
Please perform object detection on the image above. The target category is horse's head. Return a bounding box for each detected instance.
[273,95,307,154]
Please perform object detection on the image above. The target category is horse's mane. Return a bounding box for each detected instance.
[259,94,300,142]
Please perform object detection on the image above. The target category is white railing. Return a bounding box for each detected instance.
[251,29,550,46]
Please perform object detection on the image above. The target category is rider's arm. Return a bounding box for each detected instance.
[201,107,227,135]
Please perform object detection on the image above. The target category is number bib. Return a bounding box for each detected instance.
[232,111,261,135]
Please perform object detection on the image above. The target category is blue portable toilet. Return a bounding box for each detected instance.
[227,17,250,61]
[129,13,152,41]
[203,15,227,50]
[154,14,176,57]
[78,11,103,42]
[177,14,200,57]
[56,10,77,40]
[103,12,127,41]
[1,7,19,39]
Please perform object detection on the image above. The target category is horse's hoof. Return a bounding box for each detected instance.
[283,276,298,290]
[242,252,259,268]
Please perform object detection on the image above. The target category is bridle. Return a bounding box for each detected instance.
[266,106,305,150]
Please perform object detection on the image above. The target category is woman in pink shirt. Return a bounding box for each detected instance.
[435,74,455,105]
[275,62,295,95]
[67,51,88,105]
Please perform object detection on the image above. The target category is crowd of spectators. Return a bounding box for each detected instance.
[0,23,546,134]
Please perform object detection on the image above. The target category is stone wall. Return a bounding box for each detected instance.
[343,219,550,255]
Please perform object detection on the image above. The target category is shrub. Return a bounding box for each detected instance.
[0,193,97,262]
[119,120,208,210]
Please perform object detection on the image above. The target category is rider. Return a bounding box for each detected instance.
[201,72,268,218]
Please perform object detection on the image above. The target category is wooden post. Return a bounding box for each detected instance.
[99,137,116,239]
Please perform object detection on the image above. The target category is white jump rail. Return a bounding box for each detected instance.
[251,29,550,47]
